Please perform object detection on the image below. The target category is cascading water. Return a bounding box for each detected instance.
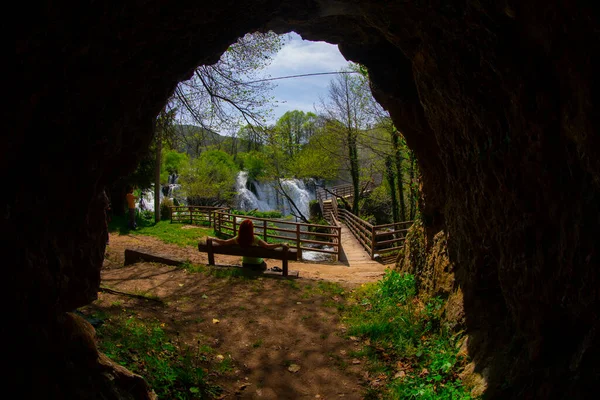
[137,174,185,212]
[235,171,272,211]
[234,171,314,218]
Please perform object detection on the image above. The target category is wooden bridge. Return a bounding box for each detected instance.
[169,189,413,266]
[316,184,413,265]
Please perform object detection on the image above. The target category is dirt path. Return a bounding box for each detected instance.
[86,232,394,399]
[106,231,390,287]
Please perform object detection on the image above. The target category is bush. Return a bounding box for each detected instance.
[160,197,174,220]
[231,209,282,219]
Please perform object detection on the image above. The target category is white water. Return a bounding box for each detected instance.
[137,172,313,219]
[137,174,185,212]
[234,171,314,218]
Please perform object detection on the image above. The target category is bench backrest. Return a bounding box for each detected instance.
[198,238,297,276]
[198,238,298,261]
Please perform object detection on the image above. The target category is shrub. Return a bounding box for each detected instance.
[160,197,174,220]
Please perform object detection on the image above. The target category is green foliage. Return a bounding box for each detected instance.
[161,149,189,183]
[231,209,282,219]
[360,184,393,225]
[95,314,221,399]
[139,209,155,222]
[180,150,238,205]
[272,110,317,156]
[344,270,474,399]
[160,197,174,221]
[237,151,268,181]
[289,129,342,180]
[127,149,156,192]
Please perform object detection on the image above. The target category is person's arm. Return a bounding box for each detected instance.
[210,236,237,246]
[257,239,289,250]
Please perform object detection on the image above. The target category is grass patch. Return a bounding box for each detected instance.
[343,269,476,399]
[93,312,222,399]
[109,214,213,247]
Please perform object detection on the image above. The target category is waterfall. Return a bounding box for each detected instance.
[235,171,272,211]
[137,173,186,212]
[235,171,314,218]
[138,186,157,212]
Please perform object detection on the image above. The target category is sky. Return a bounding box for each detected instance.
[262,32,352,124]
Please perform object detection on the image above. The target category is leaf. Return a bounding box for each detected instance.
[212,318,220,324]
[201,294,208,299]
[288,364,301,373]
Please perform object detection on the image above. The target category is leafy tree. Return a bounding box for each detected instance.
[273,110,317,156]
[235,123,269,156]
[290,127,342,181]
[237,151,268,182]
[179,150,238,206]
[161,149,188,183]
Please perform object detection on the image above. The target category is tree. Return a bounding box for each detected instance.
[153,104,178,222]
[161,149,188,183]
[174,31,286,135]
[273,110,317,157]
[179,150,238,206]
[320,66,375,214]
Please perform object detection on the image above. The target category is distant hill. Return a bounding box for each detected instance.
[172,124,229,156]
[172,124,259,158]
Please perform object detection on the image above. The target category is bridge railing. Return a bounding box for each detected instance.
[213,211,342,261]
[338,208,413,261]
[169,206,230,226]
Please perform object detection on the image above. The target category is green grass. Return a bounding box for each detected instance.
[343,270,476,400]
[230,209,283,219]
[109,214,213,247]
[92,311,222,399]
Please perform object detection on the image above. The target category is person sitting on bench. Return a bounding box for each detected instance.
[209,219,288,271]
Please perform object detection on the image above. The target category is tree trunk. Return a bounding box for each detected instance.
[154,134,162,223]
[385,156,399,223]
[408,150,416,220]
[392,129,406,221]
[348,131,360,215]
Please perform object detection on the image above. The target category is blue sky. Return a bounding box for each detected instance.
[263,32,352,124]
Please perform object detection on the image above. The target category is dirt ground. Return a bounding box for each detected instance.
[84,231,393,399]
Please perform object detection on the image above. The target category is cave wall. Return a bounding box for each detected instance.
[11,0,598,398]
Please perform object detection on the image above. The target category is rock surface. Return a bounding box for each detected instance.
[11,1,599,398]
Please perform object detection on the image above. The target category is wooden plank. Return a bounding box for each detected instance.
[198,242,298,261]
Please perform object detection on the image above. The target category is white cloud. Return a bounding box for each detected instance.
[268,33,350,73]
[263,32,351,123]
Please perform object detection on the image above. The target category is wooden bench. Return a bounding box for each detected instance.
[198,238,298,276]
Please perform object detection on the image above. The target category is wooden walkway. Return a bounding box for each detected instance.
[338,224,386,266]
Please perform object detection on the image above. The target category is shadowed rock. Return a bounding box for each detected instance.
[11,1,598,398]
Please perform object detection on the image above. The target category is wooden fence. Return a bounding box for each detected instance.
[213,211,342,261]
[169,206,230,226]
[338,208,412,261]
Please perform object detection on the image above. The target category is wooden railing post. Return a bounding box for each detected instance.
[296,224,302,260]
[263,220,267,241]
[233,217,237,236]
[337,225,342,261]
[371,226,376,259]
